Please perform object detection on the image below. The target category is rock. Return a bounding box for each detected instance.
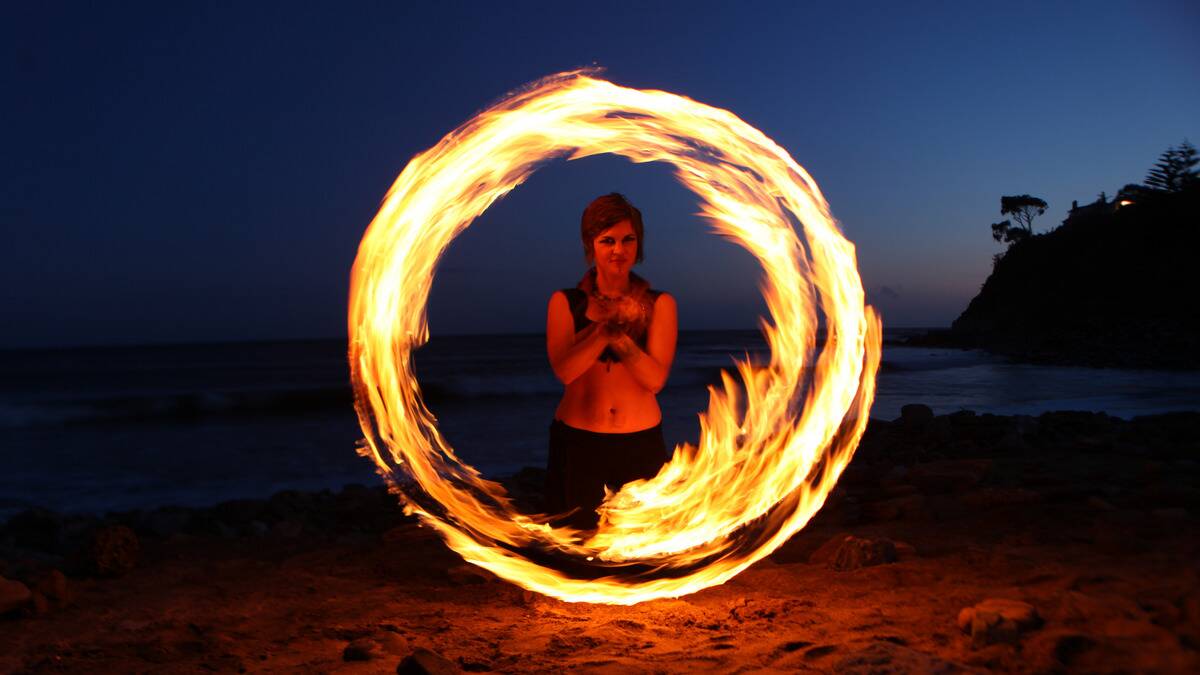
[397,648,459,675]
[32,569,71,608]
[345,632,409,661]
[1086,496,1117,511]
[899,403,935,426]
[23,591,50,617]
[3,509,63,552]
[78,525,140,577]
[809,534,898,571]
[958,598,1042,647]
[272,520,304,538]
[446,564,492,585]
[1052,633,1097,666]
[908,459,992,494]
[142,507,193,537]
[344,638,381,661]
[994,430,1033,454]
[375,631,409,656]
[864,494,925,521]
[833,640,965,674]
[0,577,33,615]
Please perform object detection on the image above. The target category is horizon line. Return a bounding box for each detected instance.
[0,325,947,353]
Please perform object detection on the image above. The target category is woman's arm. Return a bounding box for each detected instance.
[546,291,609,385]
[609,293,678,394]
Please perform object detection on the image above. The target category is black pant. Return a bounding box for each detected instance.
[545,419,667,529]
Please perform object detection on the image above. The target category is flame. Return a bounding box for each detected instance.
[348,71,882,604]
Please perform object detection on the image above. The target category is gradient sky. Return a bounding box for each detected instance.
[4,1,1198,348]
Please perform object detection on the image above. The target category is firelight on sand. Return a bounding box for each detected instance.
[347,71,882,604]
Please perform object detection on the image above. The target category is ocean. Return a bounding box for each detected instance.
[2,329,1197,519]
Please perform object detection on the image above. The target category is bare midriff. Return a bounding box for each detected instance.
[554,301,662,433]
[554,362,662,433]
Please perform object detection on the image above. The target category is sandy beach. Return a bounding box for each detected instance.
[2,409,1198,673]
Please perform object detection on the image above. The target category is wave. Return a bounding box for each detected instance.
[0,387,356,429]
[0,362,763,428]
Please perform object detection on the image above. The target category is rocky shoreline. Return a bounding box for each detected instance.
[2,408,1198,673]
[897,329,1200,371]
[910,189,1200,371]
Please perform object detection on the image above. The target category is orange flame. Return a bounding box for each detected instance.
[348,71,882,604]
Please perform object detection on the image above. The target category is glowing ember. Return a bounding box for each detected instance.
[348,70,881,604]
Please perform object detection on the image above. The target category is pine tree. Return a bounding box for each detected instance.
[1144,141,1199,193]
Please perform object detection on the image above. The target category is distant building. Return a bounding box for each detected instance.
[1063,193,1115,225]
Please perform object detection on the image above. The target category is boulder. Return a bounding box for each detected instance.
[0,577,32,615]
[142,507,193,537]
[23,591,50,617]
[32,569,71,608]
[958,598,1042,647]
[809,534,898,571]
[77,525,140,577]
[3,509,63,552]
[344,638,382,661]
[899,403,935,426]
[397,648,459,675]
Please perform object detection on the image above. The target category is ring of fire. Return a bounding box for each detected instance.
[348,71,882,605]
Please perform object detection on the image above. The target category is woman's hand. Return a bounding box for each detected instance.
[601,319,626,343]
[604,322,641,361]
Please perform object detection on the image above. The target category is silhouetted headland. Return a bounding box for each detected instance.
[912,180,1199,370]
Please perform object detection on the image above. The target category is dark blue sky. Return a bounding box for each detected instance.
[4,1,1198,348]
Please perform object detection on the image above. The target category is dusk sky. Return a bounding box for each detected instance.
[4,1,1198,348]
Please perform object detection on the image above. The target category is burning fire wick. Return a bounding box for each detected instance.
[348,70,882,605]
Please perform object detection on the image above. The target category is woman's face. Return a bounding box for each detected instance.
[591,219,638,277]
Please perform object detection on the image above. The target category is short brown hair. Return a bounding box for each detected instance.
[581,193,644,264]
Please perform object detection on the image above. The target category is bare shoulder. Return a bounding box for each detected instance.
[651,292,677,328]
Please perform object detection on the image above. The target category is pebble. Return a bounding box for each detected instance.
[958,598,1042,647]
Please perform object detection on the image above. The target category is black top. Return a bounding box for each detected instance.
[561,287,663,363]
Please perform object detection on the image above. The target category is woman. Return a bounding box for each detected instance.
[544,193,678,528]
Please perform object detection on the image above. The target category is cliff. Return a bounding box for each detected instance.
[928,189,1199,369]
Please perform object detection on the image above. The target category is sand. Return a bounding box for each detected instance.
[2,409,1198,673]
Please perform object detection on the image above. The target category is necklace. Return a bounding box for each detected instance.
[589,287,626,308]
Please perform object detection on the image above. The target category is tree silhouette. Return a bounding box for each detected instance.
[1144,141,1199,193]
[1000,195,1048,235]
[991,219,1030,245]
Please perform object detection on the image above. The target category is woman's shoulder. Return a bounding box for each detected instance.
[549,288,586,301]
[646,290,676,319]
[549,288,588,317]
